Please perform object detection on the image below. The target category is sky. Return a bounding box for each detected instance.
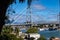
[6,0,59,24]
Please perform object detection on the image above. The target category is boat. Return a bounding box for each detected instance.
[49,27,57,31]
[39,28,45,31]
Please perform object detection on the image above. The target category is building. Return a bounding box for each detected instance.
[24,33,40,40]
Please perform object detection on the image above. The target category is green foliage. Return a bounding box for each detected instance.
[36,24,44,28]
[0,34,11,40]
[37,36,46,40]
[15,27,20,35]
[26,27,38,33]
[2,26,13,34]
[1,26,24,40]
[19,36,24,40]
[39,25,43,28]
[0,34,24,40]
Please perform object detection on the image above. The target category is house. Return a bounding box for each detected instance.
[24,33,40,40]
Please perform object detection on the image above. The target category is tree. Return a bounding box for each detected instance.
[0,0,25,34]
[26,27,38,33]
[0,0,14,34]
[0,0,33,34]
[9,26,13,33]
[2,26,10,34]
[15,27,20,35]
[39,24,43,28]
[2,26,13,34]
[19,36,24,40]
[37,36,46,40]
[0,34,24,40]
[1,26,24,40]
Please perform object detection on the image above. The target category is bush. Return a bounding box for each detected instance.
[26,27,38,33]
[0,34,24,40]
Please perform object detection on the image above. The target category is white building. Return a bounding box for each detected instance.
[29,33,40,40]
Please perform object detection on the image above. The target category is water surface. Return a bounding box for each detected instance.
[38,30,60,38]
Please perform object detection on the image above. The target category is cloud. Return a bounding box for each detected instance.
[32,4,46,10]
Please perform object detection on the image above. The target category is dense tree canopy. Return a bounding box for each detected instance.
[0,26,24,40]
[0,34,24,40]
[2,26,13,34]
[15,27,20,35]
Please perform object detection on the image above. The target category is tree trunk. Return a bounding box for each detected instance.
[0,6,7,34]
[0,0,24,34]
[0,0,14,34]
[0,0,9,34]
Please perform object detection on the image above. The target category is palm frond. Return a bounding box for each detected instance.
[27,0,32,8]
[19,0,25,3]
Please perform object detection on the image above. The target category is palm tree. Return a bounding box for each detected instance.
[27,0,32,8]
[0,0,33,34]
[0,0,25,34]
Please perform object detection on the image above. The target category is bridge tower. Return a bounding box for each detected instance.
[26,6,32,27]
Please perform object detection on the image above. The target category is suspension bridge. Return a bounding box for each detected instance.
[5,1,59,27]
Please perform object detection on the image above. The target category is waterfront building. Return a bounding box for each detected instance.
[24,33,40,40]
